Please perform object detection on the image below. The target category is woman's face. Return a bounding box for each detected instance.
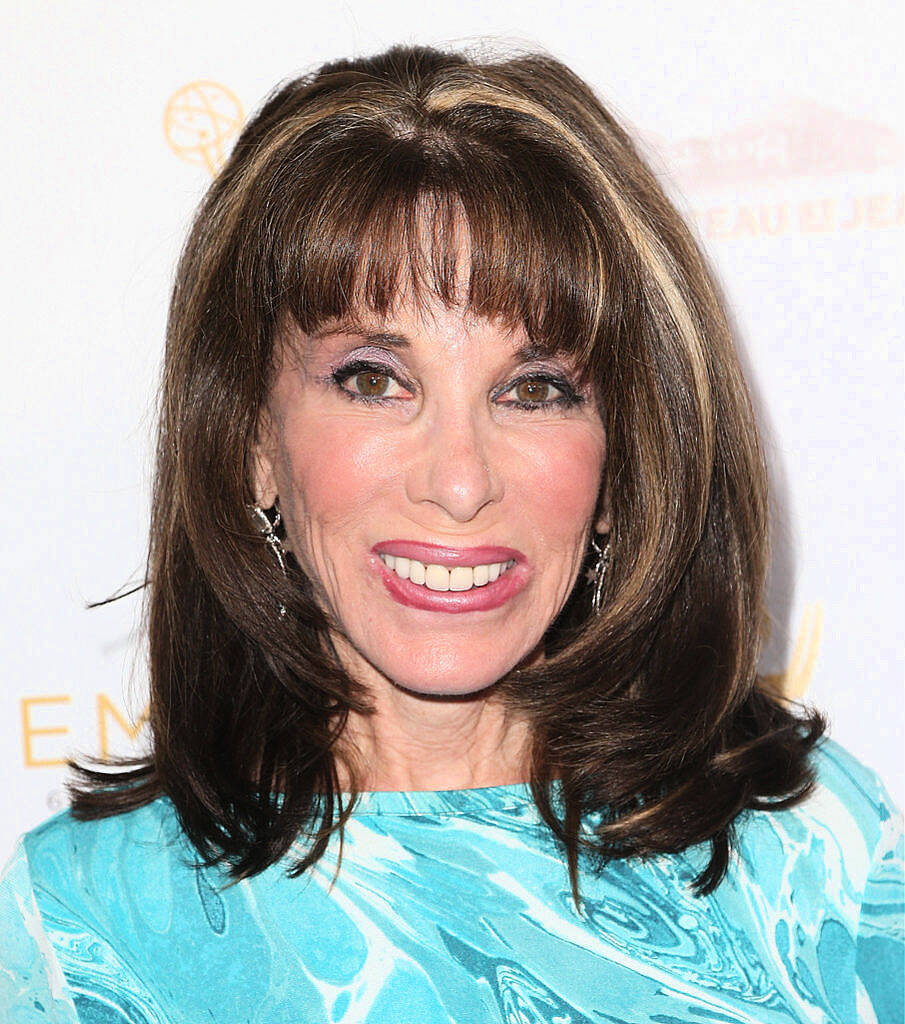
[255,295,608,697]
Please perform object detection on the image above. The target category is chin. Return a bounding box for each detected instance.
[384,659,511,698]
[334,623,541,699]
[392,674,503,699]
[367,642,526,698]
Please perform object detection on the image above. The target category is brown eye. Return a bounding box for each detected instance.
[514,379,552,403]
[332,361,409,403]
[500,375,577,410]
[353,371,391,397]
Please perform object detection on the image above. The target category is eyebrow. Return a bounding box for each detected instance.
[311,326,550,365]
[311,326,411,349]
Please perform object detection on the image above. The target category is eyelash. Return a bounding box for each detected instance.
[329,361,584,411]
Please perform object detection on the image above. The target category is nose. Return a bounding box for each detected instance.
[405,405,502,523]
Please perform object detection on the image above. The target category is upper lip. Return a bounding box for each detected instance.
[372,539,525,567]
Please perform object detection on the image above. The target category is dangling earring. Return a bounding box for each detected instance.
[248,503,287,616]
[586,532,611,616]
[248,503,287,573]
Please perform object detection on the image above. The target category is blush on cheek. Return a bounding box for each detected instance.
[525,432,606,528]
[278,420,397,561]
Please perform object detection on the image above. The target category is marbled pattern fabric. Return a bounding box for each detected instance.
[1,739,902,1023]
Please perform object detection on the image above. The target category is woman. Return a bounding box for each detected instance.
[1,43,901,1023]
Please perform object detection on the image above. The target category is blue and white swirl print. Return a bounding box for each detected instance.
[1,738,902,1023]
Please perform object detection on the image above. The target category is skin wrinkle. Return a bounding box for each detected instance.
[255,295,607,792]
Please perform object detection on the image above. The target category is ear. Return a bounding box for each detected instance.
[593,474,611,536]
[251,404,279,509]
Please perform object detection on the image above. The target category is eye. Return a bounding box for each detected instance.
[330,360,412,403]
[512,379,560,403]
[349,370,397,398]
[498,374,580,410]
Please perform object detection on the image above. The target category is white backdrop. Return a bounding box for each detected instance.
[2,0,902,857]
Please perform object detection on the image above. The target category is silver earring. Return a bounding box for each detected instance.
[248,503,287,616]
[586,533,611,615]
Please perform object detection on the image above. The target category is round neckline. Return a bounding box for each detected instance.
[350,780,537,817]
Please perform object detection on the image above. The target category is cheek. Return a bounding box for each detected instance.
[513,427,605,545]
[275,413,399,544]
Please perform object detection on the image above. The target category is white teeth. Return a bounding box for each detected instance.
[448,566,473,591]
[425,564,450,591]
[379,554,516,592]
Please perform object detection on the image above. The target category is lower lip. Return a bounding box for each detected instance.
[372,557,530,613]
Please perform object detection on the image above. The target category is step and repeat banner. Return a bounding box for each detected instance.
[2,1,902,855]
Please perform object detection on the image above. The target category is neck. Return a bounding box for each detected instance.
[338,683,532,792]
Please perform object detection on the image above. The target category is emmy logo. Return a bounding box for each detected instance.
[164,81,244,174]
[762,602,824,700]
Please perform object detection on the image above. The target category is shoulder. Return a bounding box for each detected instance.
[809,736,900,832]
[18,795,190,913]
[733,736,903,904]
[2,799,201,1021]
[800,736,901,873]
[697,738,904,1022]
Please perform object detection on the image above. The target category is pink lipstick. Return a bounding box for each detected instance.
[370,540,530,614]
[373,540,523,566]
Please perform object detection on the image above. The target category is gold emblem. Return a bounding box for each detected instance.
[164,81,243,174]
[762,602,823,699]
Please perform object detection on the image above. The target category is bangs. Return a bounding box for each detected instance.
[258,122,619,378]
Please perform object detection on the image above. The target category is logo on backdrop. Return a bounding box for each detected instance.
[164,81,244,174]
[651,101,903,240]
[663,100,899,188]
[21,693,149,769]
[761,602,823,700]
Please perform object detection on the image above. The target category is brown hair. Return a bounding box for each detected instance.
[70,43,824,899]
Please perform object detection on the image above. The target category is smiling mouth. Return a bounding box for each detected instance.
[378,553,517,592]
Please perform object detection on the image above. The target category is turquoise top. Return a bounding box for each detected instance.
[1,738,902,1023]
